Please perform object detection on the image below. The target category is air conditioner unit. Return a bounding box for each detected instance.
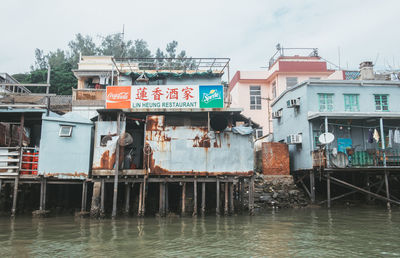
[272,109,282,119]
[287,134,302,144]
[287,98,300,108]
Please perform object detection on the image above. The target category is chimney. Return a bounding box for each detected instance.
[359,61,374,80]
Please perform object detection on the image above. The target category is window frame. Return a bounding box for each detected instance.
[249,85,262,110]
[374,94,389,111]
[272,81,277,98]
[255,128,263,138]
[286,77,298,88]
[318,93,334,112]
[344,94,360,112]
[59,125,73,137]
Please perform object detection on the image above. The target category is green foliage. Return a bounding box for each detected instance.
[18,33,192,95]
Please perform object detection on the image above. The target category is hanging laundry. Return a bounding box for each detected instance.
[388,129,393,148]
[368,129,374,143]
[373,129,380,143]
[394,129,400,144]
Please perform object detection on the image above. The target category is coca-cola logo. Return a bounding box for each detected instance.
[107,92,129,100]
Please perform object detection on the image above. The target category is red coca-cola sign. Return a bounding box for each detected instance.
[106,86,131,109]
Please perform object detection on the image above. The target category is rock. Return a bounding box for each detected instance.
[259,194,272,202]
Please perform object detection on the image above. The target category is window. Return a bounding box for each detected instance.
[344,94,359,111]
[318,93,333,112]
[286,77,298,88]
[374,94,389,111]
[59,125,73,137]
[272,81,277,98]
[255,128,263,138]
[250,85,261,110]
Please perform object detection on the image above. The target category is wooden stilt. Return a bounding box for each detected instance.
[384,171,391,210]
[43,178,47,211]
[249,176,254,215]
[138,182,143,216]
[12,113,24,217]
[365,174,371,202]
[201,182,206,216]
[39,179,44,211]
[81,181,87,212]
[165,182,169,214]
[224,182,229,216]
[216,178,220,215]
[90,181,101,217]
[193,179,197,217]
[141,178,147,216]
[112,112,121,218]
[181,182,186,216]
[124,183,131,215]
[327,172,331,208]
[229,182,234,214]
[240,178,244,210]
[310,170,315,203]
[100,179,105,216]
[0,179,2,195]
[162,182,166,216]
[159,183,164,216]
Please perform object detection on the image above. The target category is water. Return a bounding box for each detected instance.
[0,208,399,257]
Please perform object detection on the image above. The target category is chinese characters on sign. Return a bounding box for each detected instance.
[106,85,223,109]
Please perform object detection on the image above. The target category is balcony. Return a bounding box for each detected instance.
[72,89,105,107]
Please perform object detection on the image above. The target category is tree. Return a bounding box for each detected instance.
[128,39,152,58]
[98,33,133,57]
[68,33,97,68]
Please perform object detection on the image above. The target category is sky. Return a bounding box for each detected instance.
[1,0,399,77]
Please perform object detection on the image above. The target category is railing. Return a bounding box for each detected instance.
[0,147,20,174]
[0,147,39,175]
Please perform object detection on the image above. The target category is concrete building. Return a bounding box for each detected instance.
[228,47,361,137]
[271,79,400,207]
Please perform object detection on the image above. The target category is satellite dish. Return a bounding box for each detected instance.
[319,132,335,145]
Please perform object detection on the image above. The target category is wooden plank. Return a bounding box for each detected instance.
[224,183,228,216]
[111,112,121,218]
[193,180,197,217]
[201,182,206,216]
[181,182,186,216]
[216,178,220,215]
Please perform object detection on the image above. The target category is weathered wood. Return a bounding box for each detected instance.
[229,182,234,214]
[100,179,105,216]
[81,181,87,212]
[224,183,229,216]
[165,182,169,214]
[43,178,47,211]
[112,112,121,218]
[138,182,143,216]
[124,183,131,215]
[141,177,147,216]
[181,182,186,216]
[327,173,331,208]
[216,178,220,215]
[201,182,206,216]
[162,182,166,216]
[240,178,244,210]
[193,180,197,217]
[159,183,164,216]
[327,175,400,205]
[90,181,101,217]
[300,179,312,198]
[384,171,391,209]
[39,179,44,211]
[12,113,24,217]
[310,170,315,203]
[249,176,255,215]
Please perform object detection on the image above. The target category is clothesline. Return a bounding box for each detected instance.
[327,122,400,130]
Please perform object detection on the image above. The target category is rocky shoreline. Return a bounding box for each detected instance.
[253,174,310,209]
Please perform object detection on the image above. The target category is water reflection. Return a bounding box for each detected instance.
[0,208,399,257]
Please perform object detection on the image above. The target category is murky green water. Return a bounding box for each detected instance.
[0,208,399,257]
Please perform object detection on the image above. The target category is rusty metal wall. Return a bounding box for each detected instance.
[261,142,290,175]
[92,120,126,170]
[145,115,254,176]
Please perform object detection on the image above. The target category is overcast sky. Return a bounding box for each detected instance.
[1,0,399,76]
